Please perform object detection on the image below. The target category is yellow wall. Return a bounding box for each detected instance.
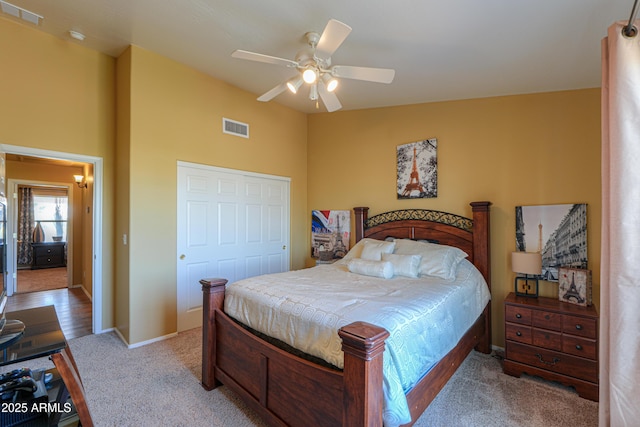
[0,17,115,328]
[308,90,601,347]
[119,46,308,344]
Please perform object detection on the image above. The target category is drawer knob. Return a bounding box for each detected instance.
[516,331,522,337]
[515,313,522,319]
[575,344,583,351]
[535,353,560,366]
[575,324,583,330]
[544,314,550,320]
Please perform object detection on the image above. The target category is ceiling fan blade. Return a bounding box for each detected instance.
[257,83,287,102]
[232,49,298,68]
[331,65,395,84]
[318,83,342,112]
[316,19,352,59]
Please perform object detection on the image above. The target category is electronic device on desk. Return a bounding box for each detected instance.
[0,196,25,349]
[0,368,49,427]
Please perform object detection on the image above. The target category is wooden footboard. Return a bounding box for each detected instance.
[201,278,390,427]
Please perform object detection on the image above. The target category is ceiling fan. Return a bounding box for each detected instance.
[231,19,395,112]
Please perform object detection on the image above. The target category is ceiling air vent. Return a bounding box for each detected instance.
[222,118,249,139]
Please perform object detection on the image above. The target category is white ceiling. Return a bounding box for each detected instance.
[3,0,635,113]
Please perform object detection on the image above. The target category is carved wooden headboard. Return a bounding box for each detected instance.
[353,201,491,287]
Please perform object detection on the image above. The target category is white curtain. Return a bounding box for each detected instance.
[600,20,640,426]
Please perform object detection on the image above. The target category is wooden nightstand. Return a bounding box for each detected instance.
[503,292,599,401]
[31,242,66,269]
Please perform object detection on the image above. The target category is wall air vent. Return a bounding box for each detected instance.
[222,118,249,139]
[0,0,43,25]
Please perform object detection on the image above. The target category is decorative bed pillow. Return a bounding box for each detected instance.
[381,253,422,278]
[347,259,394,279]
[393,239,468,281]
[359,239,396,261]
[340,238,384,261]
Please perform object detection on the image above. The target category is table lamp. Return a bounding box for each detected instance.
[512,252,542,297]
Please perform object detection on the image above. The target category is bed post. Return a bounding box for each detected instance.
[354,207,369,243]
[339,321,390,427]
[200,278,228,390]
[470,201,492,354]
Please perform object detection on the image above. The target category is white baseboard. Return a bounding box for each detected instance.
[113,328,179,349]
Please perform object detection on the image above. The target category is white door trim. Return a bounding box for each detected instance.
[0,144,104,334]
[177,161,292,183]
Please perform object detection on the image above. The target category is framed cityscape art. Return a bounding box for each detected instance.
[515,203,587,282]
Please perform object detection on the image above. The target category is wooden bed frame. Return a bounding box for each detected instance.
[200,201,491,427]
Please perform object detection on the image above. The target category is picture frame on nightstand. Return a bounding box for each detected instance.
[558,267,592,306]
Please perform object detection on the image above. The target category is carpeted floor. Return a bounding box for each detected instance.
[16,267,68,293]
[6,329,598,426]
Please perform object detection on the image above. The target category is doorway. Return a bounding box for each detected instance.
[1,144,104,335]
[13,181,72,294]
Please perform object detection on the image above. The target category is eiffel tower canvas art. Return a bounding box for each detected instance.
[558,267,592,306]
[311,210,350,261]
[396,139,437,199]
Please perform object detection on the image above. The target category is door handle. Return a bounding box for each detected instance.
[180,254,186,260]
[282,245,286,250]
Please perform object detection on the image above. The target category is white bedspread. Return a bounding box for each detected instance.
[224,259,491,426]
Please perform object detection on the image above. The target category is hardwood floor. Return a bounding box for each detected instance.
[5,287,92,340]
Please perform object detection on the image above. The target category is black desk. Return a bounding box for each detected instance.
[1,306,93,426]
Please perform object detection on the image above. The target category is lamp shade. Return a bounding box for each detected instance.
[286,77,303,94]
[511,252,542,275]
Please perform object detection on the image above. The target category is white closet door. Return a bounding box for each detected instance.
[177,162,290,331]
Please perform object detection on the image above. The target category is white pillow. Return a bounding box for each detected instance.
[382,253,422,278]
[340,238,382,261]
[348,259,394,279]
[360,239,396,261]
[393,239,467,281]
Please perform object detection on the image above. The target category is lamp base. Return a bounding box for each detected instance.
[514,276,539,298]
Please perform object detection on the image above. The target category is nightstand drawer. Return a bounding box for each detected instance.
[563,315,597,339]
[532,310,562,331]
[532,328,562,351]
[563,335,597,359]
[506,341,598,383]
[505,323,531,344]
[35,254,64,265]
[505,305,532,325]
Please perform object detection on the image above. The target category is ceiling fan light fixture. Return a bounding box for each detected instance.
[309,84,318,101]
[286,76,303,94]
[322,73,338,92]
[302,67,318,84]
